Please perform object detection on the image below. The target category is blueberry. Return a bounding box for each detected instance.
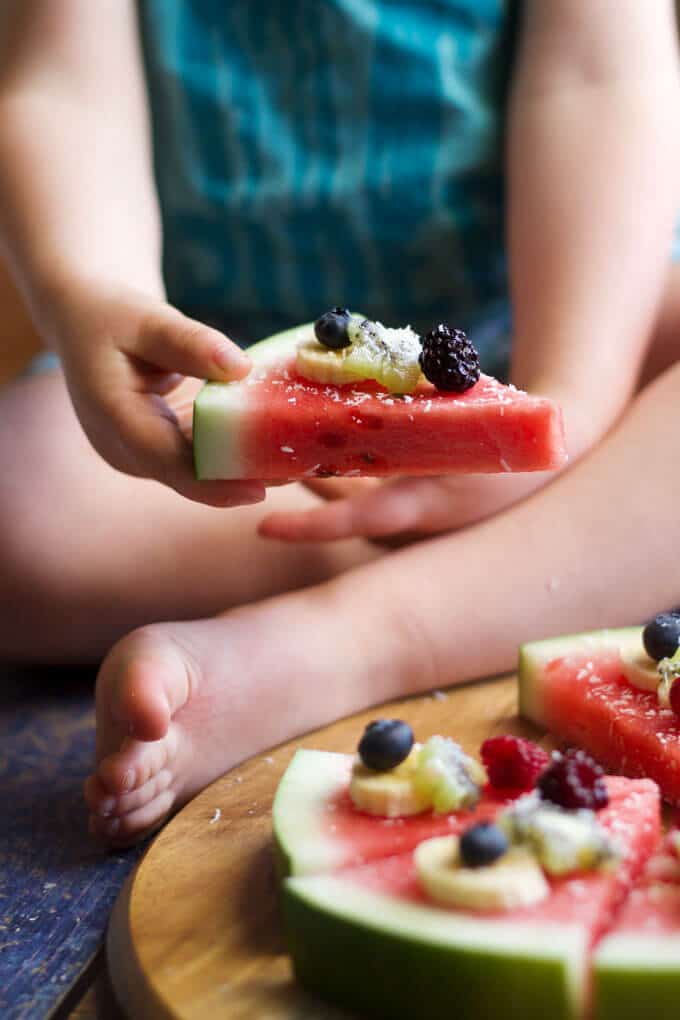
[358,719,414,772]
[642,613,680,662]
[459,822,509,869]
[314,307,352,350]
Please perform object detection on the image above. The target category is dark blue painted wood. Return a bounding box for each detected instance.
[0,665,144,1019]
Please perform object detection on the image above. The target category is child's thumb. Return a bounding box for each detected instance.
[134,306,251,381]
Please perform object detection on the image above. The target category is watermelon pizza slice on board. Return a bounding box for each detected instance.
[272,727,662,1020]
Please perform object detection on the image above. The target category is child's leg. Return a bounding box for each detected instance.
[88,351,680,844]
[0,369,379,663]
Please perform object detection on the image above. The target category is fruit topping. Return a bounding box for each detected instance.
[415,834,549,911]
[657,648,680,712]
[620,649,660,692]
[296,315,423,393]
[349,745,431,817]
[498,794,620,877]
[313,307,352,349]
[459,822,509,868]
[642,612,680,662]
[358,719,414,772]
[537,749,609,811]
[480,735,550,792]
[419,324,480,393]
[412,736,487,813]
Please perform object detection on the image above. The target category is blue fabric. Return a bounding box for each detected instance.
[137,0,516,373]
[0,666,144,1019]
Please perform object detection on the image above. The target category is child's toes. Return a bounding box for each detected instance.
[105,768,174,818]
[97,730,176,797]
[90,788,177,847]
[83,774,117,818]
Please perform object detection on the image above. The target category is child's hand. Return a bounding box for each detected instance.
[259,471,554,544]
[50,281,265,506]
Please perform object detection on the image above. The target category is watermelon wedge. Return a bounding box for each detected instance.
[273,748,661,1020]
[193,323,567,480]
[594,837,680,1020]
[274,749,517,877]
[518,627,680,804]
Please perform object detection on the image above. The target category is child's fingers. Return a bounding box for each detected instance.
[130,306,251,382]
[259,478,447,542]
[300,477,379,501]
[104,387,265,506]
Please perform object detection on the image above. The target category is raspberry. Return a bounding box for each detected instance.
[537,749,609,811]
[419,324,480,393]
[480,736,551,792]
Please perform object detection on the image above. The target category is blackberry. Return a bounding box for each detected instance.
[314,307,352,350]
[358,719,414,772]
[459,822,509,868]
[537,749,609,811]
[419,324,480,393]
[480,736,551,792]
[642,613,680,662]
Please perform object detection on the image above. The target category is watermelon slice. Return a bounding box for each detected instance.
[518,627,680,804]
[594,837,680,1019]
[193,323,567,480]
[274,749,517,877]
[273,748,661,1020]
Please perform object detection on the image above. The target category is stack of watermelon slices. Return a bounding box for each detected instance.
[273,747,667,1020]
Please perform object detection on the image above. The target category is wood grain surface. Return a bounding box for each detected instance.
[107,674,553,1019]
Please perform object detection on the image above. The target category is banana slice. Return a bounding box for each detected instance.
[620,650,660,693]
[415,835,549,912]
[296,340,370,387]
[349,746,430,817]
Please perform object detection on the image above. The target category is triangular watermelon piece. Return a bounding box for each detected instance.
[273,748,660,1020]
[518,627,680,805]
[193,323,567,480]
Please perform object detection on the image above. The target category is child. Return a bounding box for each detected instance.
[0,1,679,845]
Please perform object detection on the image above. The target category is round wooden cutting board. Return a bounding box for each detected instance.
[107,674,552,1019]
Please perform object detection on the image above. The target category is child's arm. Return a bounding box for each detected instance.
[261,0,680,543]
[508,0,680,453]
[0,1,261,506]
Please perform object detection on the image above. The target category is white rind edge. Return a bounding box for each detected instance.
[193,322,315,480]
[518,627,644,726]
[272,749,354,876]
[286,874,586,1008]
[594,931,680,969]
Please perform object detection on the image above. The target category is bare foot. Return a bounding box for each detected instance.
[84,582,415,846]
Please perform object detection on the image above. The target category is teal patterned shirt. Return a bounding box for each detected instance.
[138,1,517,374]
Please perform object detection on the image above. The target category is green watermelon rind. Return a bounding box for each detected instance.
[272,748,354,878]
[284,873,585,1020]
[193,321,315,479]
[518,626,644,727]
[593,932,680,1020]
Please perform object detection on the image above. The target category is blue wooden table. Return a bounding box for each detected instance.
[0,663,143,1020]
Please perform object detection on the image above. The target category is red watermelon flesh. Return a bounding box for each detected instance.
[520,632,680,804]
[324,785,519,870]
[193,325,567,480]
[344,777,659,938]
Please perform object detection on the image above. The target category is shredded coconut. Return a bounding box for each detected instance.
[209,808,221,825]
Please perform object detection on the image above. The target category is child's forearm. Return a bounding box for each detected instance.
[508,1,680,455]
[0,1,163,339]
[333,361,680,701]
